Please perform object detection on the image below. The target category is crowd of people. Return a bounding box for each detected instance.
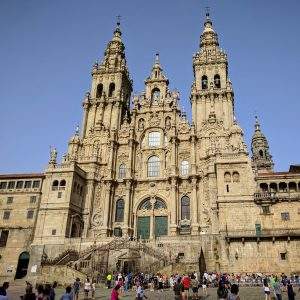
[0,271,299,299]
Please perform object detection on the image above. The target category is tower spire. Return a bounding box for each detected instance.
[251,116,274,172]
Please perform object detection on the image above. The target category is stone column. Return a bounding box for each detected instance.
[82,180,96,238]
[190,127,197,174]
[149,197,156,240]
[122,179,132,236]
[100,180,112,237]
[170,177,178,236]
[191,176,199,235]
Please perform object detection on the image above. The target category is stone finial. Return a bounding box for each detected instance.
[49,146,57,165]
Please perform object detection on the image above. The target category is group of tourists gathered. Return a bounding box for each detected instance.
[0,271,299,299]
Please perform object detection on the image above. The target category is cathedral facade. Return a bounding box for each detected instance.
[1,14,300,281]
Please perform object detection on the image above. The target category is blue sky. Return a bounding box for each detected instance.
[0,0,299,173]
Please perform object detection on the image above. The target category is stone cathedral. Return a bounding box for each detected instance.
[0,14,299,282]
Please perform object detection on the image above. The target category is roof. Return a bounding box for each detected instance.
[289,165,300,173]
[0,173,45,180]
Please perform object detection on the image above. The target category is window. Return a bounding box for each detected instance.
[113,227,122,237]
[30,196,37,203]
[32,180,40,188]
[52,180,59,190]
[151,88,160,101]
[181,196,190,220]
[7,181,15,189]
[27,210,34,219]
[96,83,103,98]
[201,75,208,90]
[3,211,10,220]
[226,185,229,193]
[108,83,115,97]
[139,199,152,210]
[0,182,7,189]
[224,172,231,183]
[280,252,287,260]
[232,172,240,183]
[262,206,270,214]
[281,212,290,221]
[58,192,62,198]
[7,197,13,204]
[0,230,9,247]
[214,74,221,88]
[24,181,32,189]
[119,164,126,179]
[59,180,66,190]
[148,156,160,177]
[115,199,124,222]
[16,181,23,189]
[181,161,189,176]
[148,132,160,147]
[51,229,56,235]
[154,199,167,209]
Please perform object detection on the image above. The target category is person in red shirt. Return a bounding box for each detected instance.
[181,275,191,300]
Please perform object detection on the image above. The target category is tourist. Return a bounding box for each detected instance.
[84,278,91,299]
[217,282,228,300]
[228,283,240,300]
[73,278,80,300]
[107,273,112,289]
[110,284,121,300]
[22,284,36,300]
[36,285,45,300]
[191,274,199,300]
[59,286,73,300]
[202,277,208,297]
[91,280,96,299]
[181,274,191,300]
[136,282,147,300]
[50,281,57,300]
[273,276,282,300]
[44,284,52,300]
[287,280,296,300]
[263,278,271,300]
[0,282,9,300]
[173,277,182,300]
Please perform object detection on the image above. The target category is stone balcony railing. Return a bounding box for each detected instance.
[254,191,300,204]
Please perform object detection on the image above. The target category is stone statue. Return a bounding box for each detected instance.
[49,147,57,164]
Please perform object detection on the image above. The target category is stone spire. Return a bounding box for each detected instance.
[251,116,274,172]
[144,53,169,102]
[200,11,219,48]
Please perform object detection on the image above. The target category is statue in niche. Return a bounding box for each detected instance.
[165,117,171,130]
[138,118,145,131]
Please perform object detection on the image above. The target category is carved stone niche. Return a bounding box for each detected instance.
[179,218,191,235]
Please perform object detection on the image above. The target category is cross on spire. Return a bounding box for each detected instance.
[116,15,121,27]
[205,7,210,18]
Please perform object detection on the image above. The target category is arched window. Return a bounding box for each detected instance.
[181,196,190,220]
[260,183,268,192]
[214,74,221,88]
[115,199,124,222]
[232,172,240,183]
[52,180,59,190]
[148,132,161,147]
[279,182,287,192]
[148,156,160,177]
[224,172,231,183]
[108,83,115,97]
[151,88,160,101]
[154,199,167,209]
[201,75,208,90]
[139,199,152,210]
[259,150,264,158]
[60,179,66,187]
[270,182,278,192]
[96,84,103,98]
[288,182,297,192]
[119,164,126,179]
[181,161,189,176]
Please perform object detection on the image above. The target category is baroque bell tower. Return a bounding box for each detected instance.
[190,12,234,132]
[82,20,132,137]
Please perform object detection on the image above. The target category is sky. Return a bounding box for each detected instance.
[0,0,299,173]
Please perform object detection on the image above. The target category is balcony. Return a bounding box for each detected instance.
[224,228,300,243]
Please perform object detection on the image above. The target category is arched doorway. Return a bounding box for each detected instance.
[15,251,30,279]
[136,197,168,240]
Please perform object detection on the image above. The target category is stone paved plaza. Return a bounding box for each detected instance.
[7,285,300,299]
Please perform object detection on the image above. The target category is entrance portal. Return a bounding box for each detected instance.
[15,252,30,279]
